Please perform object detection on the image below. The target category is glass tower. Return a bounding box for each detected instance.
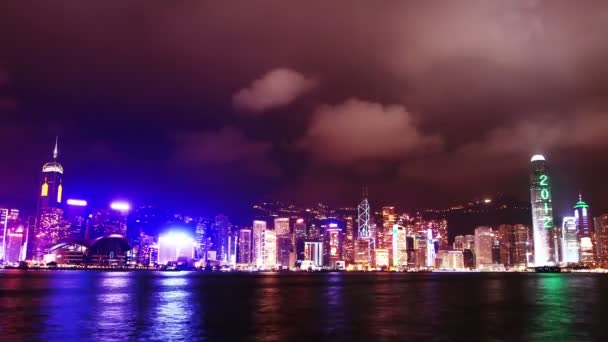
[530,154,556,266]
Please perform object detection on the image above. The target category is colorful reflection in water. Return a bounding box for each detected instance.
[0,271,607,341]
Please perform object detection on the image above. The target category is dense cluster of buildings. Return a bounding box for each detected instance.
[0,142,607,271]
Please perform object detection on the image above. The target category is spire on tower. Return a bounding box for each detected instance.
[53,136,58,159]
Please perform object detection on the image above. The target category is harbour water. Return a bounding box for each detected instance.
[1,270,607,341]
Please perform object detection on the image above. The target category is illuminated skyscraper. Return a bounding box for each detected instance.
[252,220,266,268]
[497,224,514,267]
[65,199,88,239]
[262,230,277,269]
[474,226,493,269]
[561,216,579,264]
[238,228,252,264]
[342,216,355,264]
[294,218,306,261]
[323,224,342,268]
[274,217,292,267]
[529,154,557,266]
[392,224,407,267]
[426,228,435,267]
[32,139,65,260]
[380,206,396,264]
[513,224,530,267]
[215,214,231,264]
[274,217,290,235]
[356,191,372,264]
[594,214,608,266]
[374,249,389,268]
[304,241,323,267]
[574,195,595,263]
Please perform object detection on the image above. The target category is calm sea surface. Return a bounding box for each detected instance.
[1,270,607,341]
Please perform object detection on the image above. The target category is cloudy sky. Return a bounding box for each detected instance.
[1,1,607,217]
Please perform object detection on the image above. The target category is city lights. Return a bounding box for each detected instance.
[67,199,87,206]
[110,201,131,212]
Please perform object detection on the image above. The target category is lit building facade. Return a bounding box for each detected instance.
[374,249,389,268]
[574,196,595,263]
[497,224,514,267]
[274,217,290,235]
[355,238,370,265]
[294,218,306,261]
[380,207,396,264]
[238,228,252,264]
[5,225,25,263]
[529,154,557,266]
[253,220,266,267]
[561,216,579,264]
[304,241,323,267]
[594,215,608,265]
[323,225,342,268]
[33,139,65,260]
[392,224,407,267]
[342,216,355,264]
[262,230,277,268]
[513,225,530,267]
[474,226,493,269]
[453,235,465,251]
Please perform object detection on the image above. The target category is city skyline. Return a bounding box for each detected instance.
[2,140,607,270]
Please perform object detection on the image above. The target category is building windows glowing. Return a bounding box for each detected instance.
[41,182,48,197]
[57,184,63,203]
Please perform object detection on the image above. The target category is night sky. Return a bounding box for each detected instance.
[1,1,608,217]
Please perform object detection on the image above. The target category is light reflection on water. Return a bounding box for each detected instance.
[1,271,607,341]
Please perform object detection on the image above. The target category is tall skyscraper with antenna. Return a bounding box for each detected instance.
[30,138,66,260]
[355,188,372,266]
[529,154,557,266]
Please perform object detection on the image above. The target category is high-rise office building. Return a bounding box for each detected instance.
[574,195,595,263]
[497,224,514,267]
[274,217,292,268]
[238,228,252,264]
[374,249,389,268]
[304,241,323,267]
[453,235,465,251]
[274,217,290,236]
[215,215,231,264]
[262,230,277,269]
[380,207,396,264]
[529,154,557,266]
[561,216,579,264]
[465,235,475,250]
[276,235,293,268]
[594,214,608,265]
[65,200,88,240]
[342,216,355,264]
[323,224,342,268]
[253,220,266,268]
[32,139,65,260]
[474,226,493,269]
[513,225,530,266]
[294,218,306,261]
[0,208,9,260]
[392,224,407,267]
[5,225,25,263]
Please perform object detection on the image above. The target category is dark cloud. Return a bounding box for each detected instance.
[300,99,441,164]
[174,126,281,177]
